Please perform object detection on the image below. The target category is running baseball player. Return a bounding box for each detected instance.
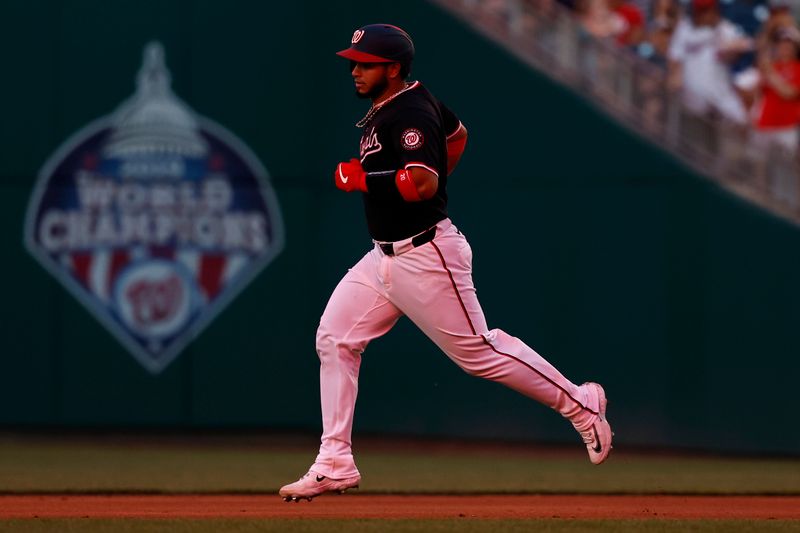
[280,24,613,502]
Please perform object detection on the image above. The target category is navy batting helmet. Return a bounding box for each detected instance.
[336,24,415,68]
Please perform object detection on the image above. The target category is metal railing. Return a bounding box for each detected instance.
[432,0,800,224]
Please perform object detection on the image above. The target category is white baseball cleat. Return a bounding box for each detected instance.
[279,470,361,502]
[579,382,613,465]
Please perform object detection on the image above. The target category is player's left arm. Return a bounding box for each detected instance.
[395,120,467,196]
[439,100,467,176]
[390,110,446,202]
[405,166,438,200]
[446,123,467,176]
[397,122,466,197]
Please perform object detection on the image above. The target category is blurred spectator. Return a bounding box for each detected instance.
[720,0,771,72]
[721,0,770,37]
[755,0,799,47]
[636,0,682,128]
[667,0,754,123]
[735,2,798,107]
[610,0,647,45]
[578,0,623,38]
[751,25,800,153]
[639,0,683,64]
[769,0,800,20]
[577,0,646,44]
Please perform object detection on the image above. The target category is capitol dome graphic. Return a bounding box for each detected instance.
[104,43,208,159]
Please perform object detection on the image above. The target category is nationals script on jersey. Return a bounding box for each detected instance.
[357,81,461,241]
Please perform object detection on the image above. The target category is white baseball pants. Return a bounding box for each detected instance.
[311,218,601,479]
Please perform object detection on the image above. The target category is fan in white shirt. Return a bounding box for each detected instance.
[668,0,754,123]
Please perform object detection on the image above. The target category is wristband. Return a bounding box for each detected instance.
[395,169,422,202]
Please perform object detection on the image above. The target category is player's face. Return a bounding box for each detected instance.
[350,61,390,100]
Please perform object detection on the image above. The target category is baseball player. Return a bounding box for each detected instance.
[279,24,613,502]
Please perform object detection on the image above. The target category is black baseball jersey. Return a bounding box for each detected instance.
[358,81,461,242]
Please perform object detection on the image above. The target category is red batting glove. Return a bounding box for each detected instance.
[334,158,368,193]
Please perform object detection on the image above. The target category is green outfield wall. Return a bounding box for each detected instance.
[1,0,798,454]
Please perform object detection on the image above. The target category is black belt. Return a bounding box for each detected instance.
[379,226,437,256]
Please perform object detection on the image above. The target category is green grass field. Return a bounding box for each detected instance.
[0,434,797,494]
[0,433,798,532]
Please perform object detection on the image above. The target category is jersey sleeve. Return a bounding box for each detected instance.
[389,107,446,177]
[439,100,462,139]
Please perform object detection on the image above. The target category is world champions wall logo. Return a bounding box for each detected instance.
[24,42,284,374]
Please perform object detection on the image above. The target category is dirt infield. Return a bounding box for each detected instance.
[1,494,798,520]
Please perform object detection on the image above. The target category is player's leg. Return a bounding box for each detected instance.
[387,219,611,463]
[314,252,402,477]
[280,249,403,500]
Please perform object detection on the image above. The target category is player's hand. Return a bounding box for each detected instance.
[334,159,368,193]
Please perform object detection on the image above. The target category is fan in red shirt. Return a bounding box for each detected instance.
[752,26,800,154]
